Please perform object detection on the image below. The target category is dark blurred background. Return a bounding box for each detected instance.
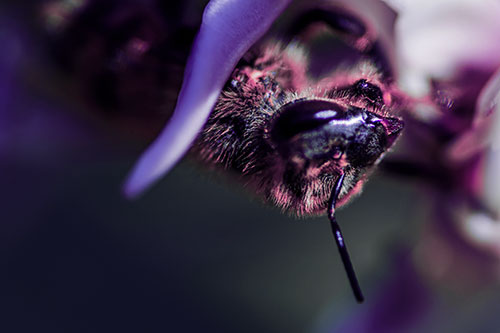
[2,1,500,332]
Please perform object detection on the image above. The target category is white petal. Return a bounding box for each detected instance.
[389,0,500,96]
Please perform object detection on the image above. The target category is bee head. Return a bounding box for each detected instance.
[191,5,406,216]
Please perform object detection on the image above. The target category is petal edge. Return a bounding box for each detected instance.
[123,0,292,198]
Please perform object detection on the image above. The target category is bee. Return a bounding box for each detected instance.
[191,6,405,302]
[44,1,407,303]
[194,42,404,217]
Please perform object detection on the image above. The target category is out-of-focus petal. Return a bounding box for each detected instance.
[480,70,500,213]
[385,0,500,97]
[446,68,500,209]
[464,213,500,259]
[447,67,500,163]
[124,0,291,198]
[476,67,500,128]
[444,67,500,264]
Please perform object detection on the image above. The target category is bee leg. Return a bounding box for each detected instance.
[328,172,364,303]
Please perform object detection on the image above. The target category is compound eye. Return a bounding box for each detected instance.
[271,100,346,143]
[353,79,383,105]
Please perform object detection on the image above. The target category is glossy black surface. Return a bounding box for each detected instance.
[327,173,364,303]
[271,100,402,166]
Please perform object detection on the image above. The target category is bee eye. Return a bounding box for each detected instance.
[270,100,346,143]
[353,79,383,105]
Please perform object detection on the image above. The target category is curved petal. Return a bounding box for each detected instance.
[446,68,500,259]
[123,0,292,198]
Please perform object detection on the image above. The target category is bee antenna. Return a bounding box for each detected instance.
[327,172,364,303]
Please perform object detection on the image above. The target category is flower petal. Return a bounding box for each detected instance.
[479,69,500,212]
[123,0,291,198]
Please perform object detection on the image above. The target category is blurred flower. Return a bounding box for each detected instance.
[328,1,500,331]
[383,0,500,285]
[384,0,500,97]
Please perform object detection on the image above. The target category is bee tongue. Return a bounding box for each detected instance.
[327,173,364,303]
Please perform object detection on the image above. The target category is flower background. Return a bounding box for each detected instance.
[2,1,500,332]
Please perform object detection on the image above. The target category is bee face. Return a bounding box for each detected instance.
[193,37,404,216]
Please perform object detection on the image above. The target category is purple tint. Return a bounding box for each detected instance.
[123,0,292,198]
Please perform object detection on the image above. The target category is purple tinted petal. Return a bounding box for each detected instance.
[478,69,500,212]
[476,67,500,125]
[124,0,291,198]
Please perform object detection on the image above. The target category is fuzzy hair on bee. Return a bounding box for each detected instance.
[193,41,405,216]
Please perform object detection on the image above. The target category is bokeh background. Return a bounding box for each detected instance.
[2,1,500,332]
